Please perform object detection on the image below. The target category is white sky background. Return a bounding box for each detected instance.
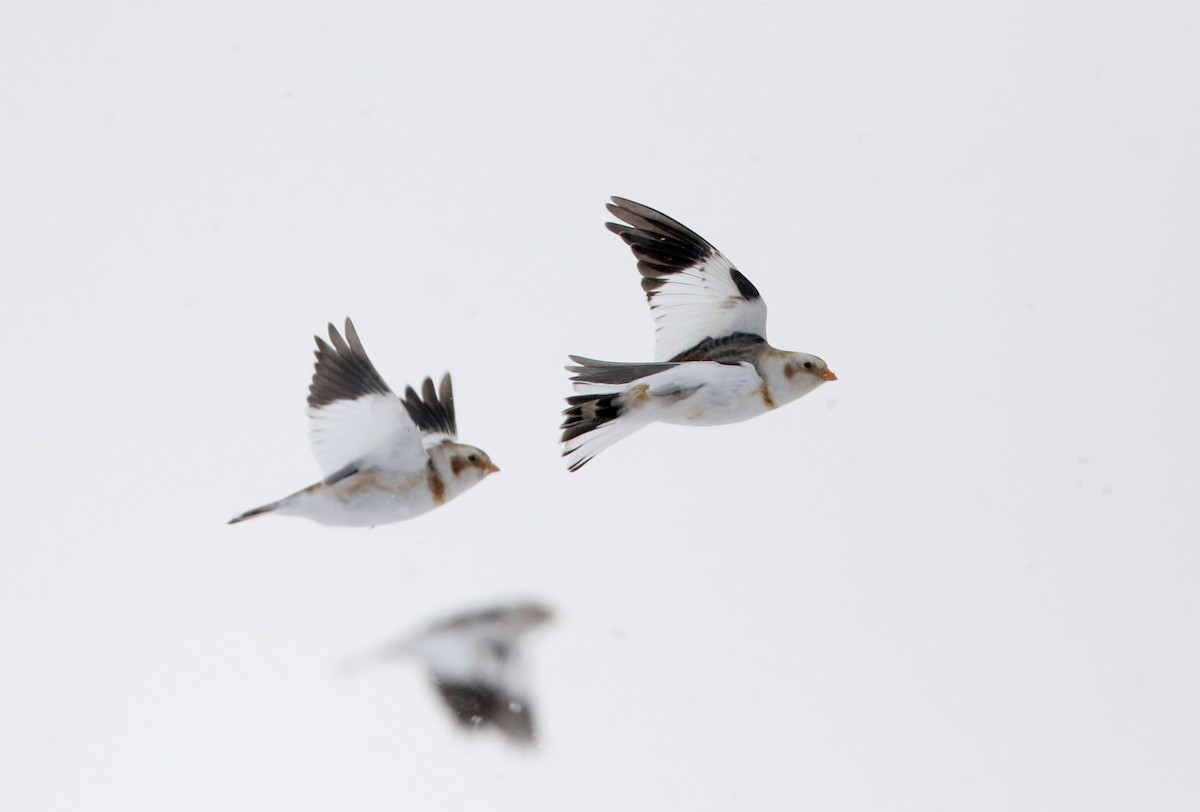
[3,1,1198,809]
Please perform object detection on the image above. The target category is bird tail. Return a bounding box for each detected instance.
[228,501,280,524]
[336,639,413,676]
[564,355,677,394]
[560,391,651,472]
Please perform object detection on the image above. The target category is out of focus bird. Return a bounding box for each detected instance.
[229,319,498,527]
[342,601,554,746]
[561,197,837,471]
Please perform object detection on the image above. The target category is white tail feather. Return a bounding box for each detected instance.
[562,412,652,472]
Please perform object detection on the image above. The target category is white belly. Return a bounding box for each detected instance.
[278,470,438,527]
[646,363,772,426]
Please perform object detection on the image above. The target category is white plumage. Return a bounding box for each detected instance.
[561,198,836,471]
[229,319,498,527]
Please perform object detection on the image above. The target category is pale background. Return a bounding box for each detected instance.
[3,2,1198,809]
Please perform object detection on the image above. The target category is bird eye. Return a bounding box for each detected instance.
[468,454,479,463]
[803,361,814,370]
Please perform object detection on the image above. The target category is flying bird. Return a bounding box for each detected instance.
[342,602,554,747]
[561,197,836,470]
[229,319,498,526]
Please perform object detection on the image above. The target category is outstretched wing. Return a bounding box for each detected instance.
[306,319,427,479]
[401,374,457,447]
[424,631,535,746]
[606,197,769,362]
[414,603,552,746]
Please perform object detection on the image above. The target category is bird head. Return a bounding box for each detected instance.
[761,350,836,405]
[783,352,836,383]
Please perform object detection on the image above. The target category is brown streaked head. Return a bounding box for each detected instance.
[451,446,499,477]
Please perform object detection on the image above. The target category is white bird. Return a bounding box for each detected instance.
[561,197,837,471]
[229,319,498,527]
[342,602,554,746]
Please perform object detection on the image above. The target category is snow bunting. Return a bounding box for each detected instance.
[229,319,498,527]
[561,197,836,471]
[342,602,554,746]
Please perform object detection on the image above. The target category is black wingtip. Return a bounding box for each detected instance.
[604,197,716,276]
[433,680,536,744]
[307,318,393,409]
[401,373,457,437]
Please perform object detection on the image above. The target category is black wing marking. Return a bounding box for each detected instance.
[606,197,762,302]
[308,319,393,409]
[607,198,714,282]
[401,374,457,439]
[434,680,535,745]
[668,332,767,363]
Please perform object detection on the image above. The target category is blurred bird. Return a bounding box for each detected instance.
[342,601,554,746]
[229,319,498,527]
[561,197,837,471]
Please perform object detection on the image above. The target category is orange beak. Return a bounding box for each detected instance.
[485,462,501,474]
[820,369,838,382]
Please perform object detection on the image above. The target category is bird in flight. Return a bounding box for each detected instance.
[229,319,498,526]
[561,197,836,471]
[342,601,554,747]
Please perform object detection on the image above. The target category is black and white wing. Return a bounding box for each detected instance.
[306,319,427,480]
[418,603,553,746]
[430,650,536,745]
[401,374,457,448]
[606,197,769,363]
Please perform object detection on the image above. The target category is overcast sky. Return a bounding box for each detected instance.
[3,2,1198,809]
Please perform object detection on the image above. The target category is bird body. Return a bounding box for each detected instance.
[237,445,485,527]
[562,198,836,470]
[230,319,498,527]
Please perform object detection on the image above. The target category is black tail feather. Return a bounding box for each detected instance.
[560,393,623,444]
[566,356,676,386]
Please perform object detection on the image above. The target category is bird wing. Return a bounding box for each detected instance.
[401,373,458,448]
[432,677,535,744]
[306,319,427,479]
[606,197,769,363]
[431,634,534,744]
[418,606,546,745]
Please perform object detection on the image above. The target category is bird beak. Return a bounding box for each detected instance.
[820,369,838,382]
[486,462,501,474]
